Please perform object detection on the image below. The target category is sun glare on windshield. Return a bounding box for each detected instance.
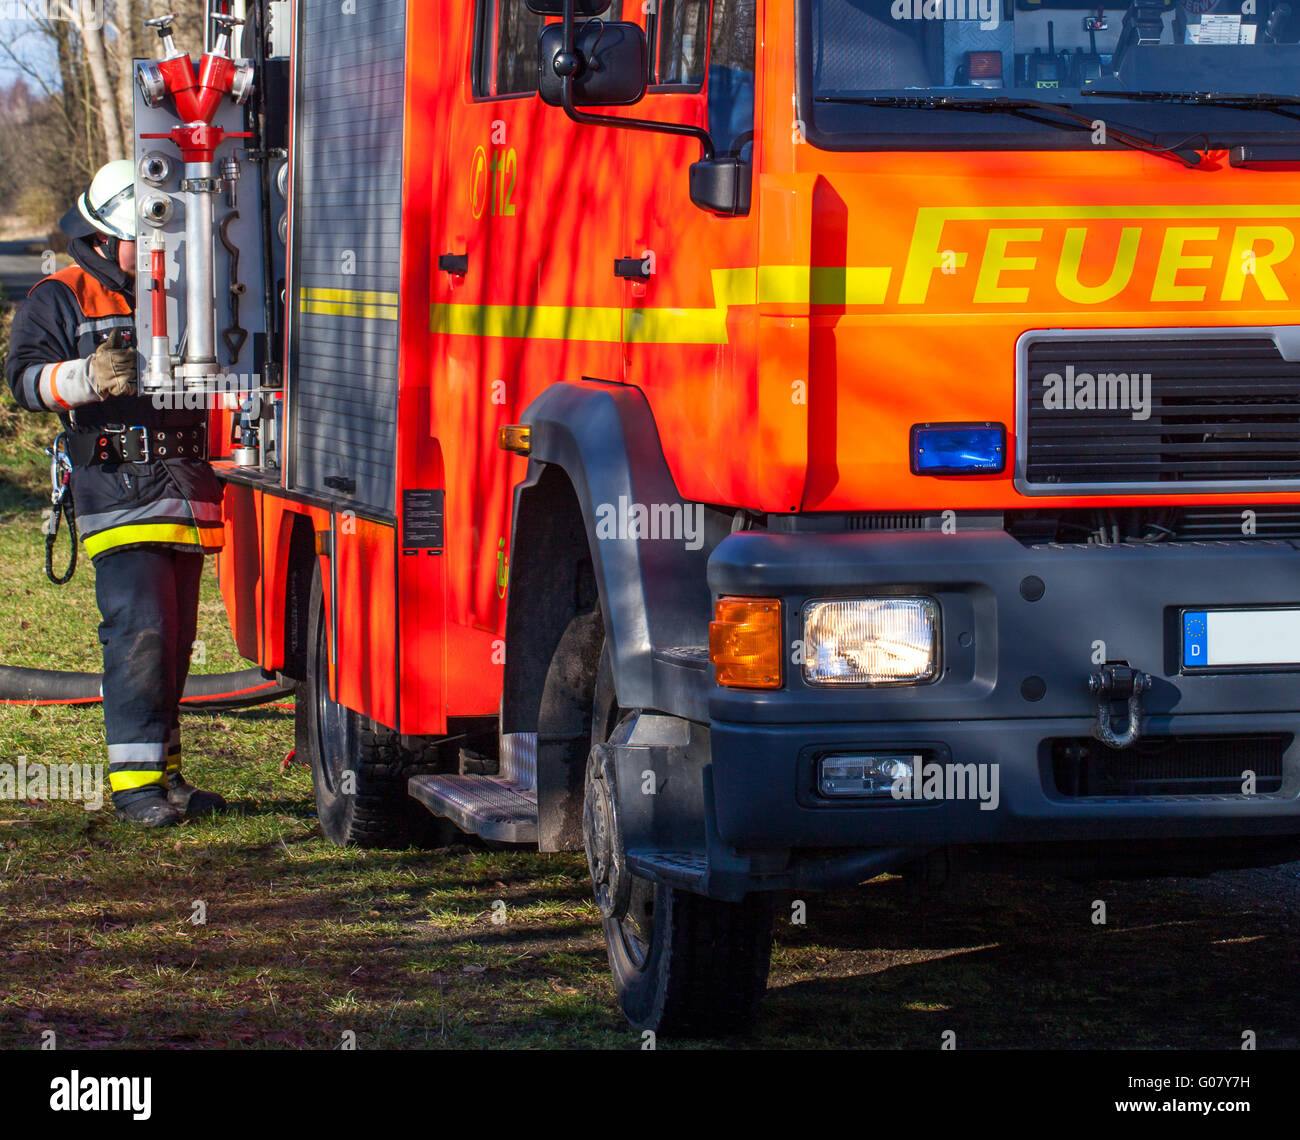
[809,0,1300,99]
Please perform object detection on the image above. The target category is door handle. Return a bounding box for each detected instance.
[614,257,651,281]
[438,253,469,275]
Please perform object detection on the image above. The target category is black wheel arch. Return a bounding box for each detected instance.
[501,380,722,850]
[502,380,721,732]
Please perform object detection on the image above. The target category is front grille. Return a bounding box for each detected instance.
[844,513,926,531]
[1023,333,1300,489]
[1177,505,1300,539]
[1005,505,1300,543]
[1048,734,1288,797]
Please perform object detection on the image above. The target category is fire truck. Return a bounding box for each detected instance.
[139,0,1300,1034]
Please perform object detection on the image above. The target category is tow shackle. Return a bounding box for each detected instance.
[1087,664,1152,750]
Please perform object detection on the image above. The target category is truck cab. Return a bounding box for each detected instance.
[204,0,1300,1035]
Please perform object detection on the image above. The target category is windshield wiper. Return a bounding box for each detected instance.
[1080,89,1300,109]
[1080,89,1300,125]
[815,95,1205,166]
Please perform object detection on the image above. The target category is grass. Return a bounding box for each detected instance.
[0,404,1297,1049]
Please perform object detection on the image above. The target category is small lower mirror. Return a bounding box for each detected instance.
[538,21,647,107]
[689,158,752,217]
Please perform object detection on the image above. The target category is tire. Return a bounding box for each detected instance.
[584,643,774,1036]
[296,565,435,848]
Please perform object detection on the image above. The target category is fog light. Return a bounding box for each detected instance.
[818,753,920,798]
[803,598,939,685]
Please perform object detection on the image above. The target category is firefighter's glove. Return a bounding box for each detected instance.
[87,330,137,399]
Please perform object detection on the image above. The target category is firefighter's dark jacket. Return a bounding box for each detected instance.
[4,238,224,561]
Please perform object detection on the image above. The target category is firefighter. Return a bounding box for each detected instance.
[4,160,228,827]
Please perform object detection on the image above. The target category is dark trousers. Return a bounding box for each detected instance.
[95,547,205,799]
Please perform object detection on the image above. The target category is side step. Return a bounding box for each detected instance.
[407,774,538,844]
[627,850,709,894]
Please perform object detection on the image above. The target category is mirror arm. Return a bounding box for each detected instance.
[556,0,716,161]
[559,83,716,160]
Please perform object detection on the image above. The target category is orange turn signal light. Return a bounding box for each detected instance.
[709,597,782,689]
[498,424,531,455]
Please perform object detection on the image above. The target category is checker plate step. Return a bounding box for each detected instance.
[408,774,538,844]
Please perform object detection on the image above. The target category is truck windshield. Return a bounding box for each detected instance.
[802,0,1300,146]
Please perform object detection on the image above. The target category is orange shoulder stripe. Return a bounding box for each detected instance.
[31,264,131,319]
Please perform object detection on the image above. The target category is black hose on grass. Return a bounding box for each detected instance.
[0,665,295,711]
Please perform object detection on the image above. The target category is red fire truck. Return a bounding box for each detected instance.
[141,0,1300,1034]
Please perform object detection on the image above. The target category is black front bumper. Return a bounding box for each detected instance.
[704,529,1300,849]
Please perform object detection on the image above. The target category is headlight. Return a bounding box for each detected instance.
[803,598,939,685]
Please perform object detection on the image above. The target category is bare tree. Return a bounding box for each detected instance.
[0,1,206,230]
[78,2,126,161]
[109,0,141,155]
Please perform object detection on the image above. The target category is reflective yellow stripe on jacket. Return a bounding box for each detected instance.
[82,522,225,559]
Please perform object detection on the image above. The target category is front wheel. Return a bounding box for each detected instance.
[583,644,774,1036]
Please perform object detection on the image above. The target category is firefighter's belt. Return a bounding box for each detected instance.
[68,425,207,466]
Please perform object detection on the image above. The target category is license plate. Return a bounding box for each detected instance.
[1182,608,1300,670]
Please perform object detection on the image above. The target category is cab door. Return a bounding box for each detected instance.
[432,0,627,675]
[619,0,765,507]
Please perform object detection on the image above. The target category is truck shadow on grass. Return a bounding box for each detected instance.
[758,871,1299,1049]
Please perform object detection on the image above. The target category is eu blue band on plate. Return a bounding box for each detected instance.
[1183,611,1208,668]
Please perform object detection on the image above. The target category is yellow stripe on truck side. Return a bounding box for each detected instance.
[300,287,399,321]
[431,302,623,343]
[427,265,895,346]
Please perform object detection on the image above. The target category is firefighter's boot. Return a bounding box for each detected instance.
[165,771,228,817]
[113,787,183,828]
[109,741,180,827]
[165,730,227,816]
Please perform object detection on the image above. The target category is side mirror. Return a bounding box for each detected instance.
[689,158,752,217]
[527,0,610,12]
[538,21,647,107]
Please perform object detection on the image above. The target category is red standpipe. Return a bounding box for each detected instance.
[140,46,252,164]
[150,247,168,336]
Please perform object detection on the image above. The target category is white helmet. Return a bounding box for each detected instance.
[62,159,136,241]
